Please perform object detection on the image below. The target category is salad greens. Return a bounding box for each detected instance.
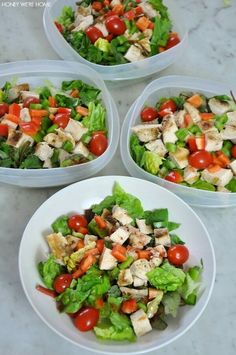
[0,79,108,169]
[37,183,203,342]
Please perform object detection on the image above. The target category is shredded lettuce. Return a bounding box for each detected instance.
[179,263,203,305]
[38,255,65,290]
[61,80,101,106]
[140,151,163,175]
[130,134,145,166]
[57,6,74,28]
[82,102,106,132]
[162,291,181,317]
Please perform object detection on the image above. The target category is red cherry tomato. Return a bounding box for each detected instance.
[23,97,40,108]
[167,244,189,266]
[89,133,108,156]
[53,113,70,129]
[0,103,9,117]
[53,274,73,294]
[68,215,88,232]
[187,136,198,153]
[166,33,181,50]
[140,107,159,122]
[105,15,126,36]
[165,171,183,183]
[188,150,213,169]
[74,307,99,331]
[158,99,177,117]
[85,26,103,44]
[0,124,8,137]
[231,145,236,158]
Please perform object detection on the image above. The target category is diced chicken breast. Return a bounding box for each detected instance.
[221,125,236,141]
[162,115,178,144]
[7,83,29,101]
[44,129,75,149]
[145,139,167,157]
[128,225,151,249]
[226,111,236,127]
[77,4,92,16]
[197,120,218,133]
[110,227,130,245]
[119,287,148,299]
[43,158,52,169]
[217,186,230,192]
[133,276,146,287]
[6,129,22,147]
[139,2,160,18]
[73,141,90,158]
[15,133,34,148]
[138,38,151,53]
[130,309,152,337]
[58,149,70,163]
[64,119,88,141]
[136,219,153,234]
[184,166,200,184]
[124,45,145,62]
[117,269,133,287]
[149,256,163,268]
[46,233,69,260]
[21,90,39,100]
[169,147,189,169]
[208,98,231,115]
[99,247,117,270]
[84,234,98,245]
[154,228,171,247]
[72,15,93,32]
[35,142,54,161]
[230,160,236,175]
[94,22,109,37]
[110,0,121,7]
[205,130,223,151]
[112,205,133,225]
[143,29,153,39]
[130,259,151,282]
[184,102,201,123]
[132,124,161,143]
[1,118,18,129]
[20,108,31,122]
[175,109,186,128]
[202,168,233,187]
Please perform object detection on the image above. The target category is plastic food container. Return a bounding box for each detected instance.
[19,176,215,354]
[43,0,188,81]
[0,60,119,187]
[120,75,236,207]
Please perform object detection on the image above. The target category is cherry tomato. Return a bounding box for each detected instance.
[0,103,9,117]
[89,133,108,156]
[188,150,213,169]
[167,244,189,266]
[53,274,73,294]
[105,15,126,36]
[85,26,103,44]
[0,124,8,137]
[165,171,183,183]
[74,307,99,331]
[140,107,159,122]
[53,113,70,129]
[165,32,181,50]
[231,145,236,158]
[158,99,177,117]
[23,97,40,108]
[68,215,88,232]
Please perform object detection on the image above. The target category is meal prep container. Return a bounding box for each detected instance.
[0,60,119,187]
[43,0,188,81]
[19,175,215,354]
[120,75,236,207]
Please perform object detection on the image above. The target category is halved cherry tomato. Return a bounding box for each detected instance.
[158,99,177,118]
[23,97,40,108]
[77,226,89,235]
[140,107,158,122]
[9,103,21,118]
[165,171,183,183]
[231,145,236,158]
[89,133,108,156]
[167,244,189,266]
[68,215,88,232]
[188,150,213,169]
[135,6,143,15]
[96,239,105,253]
[85,26,103,43]
[53,274,73,294]
[184,114,192,127]
[54,21,63,33]
[105,15,126,36]
[53,113,70,129]
[36,285,57,298]
[94,215,107,229]
[112,244,127,262]
[124,10,135,20]
[0,103,9,117]
[92,1,103,11]
[121,299,138,314]
[187,136,198,152]
[165,32,181,50]
[0,124,8,137]
[74,307,99,331]
[57,107,71,114]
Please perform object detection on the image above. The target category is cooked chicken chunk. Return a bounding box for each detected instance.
[208,98,231,115]
[132,124,161,143]
[112,206,133,225]
[130,309,152,337]
[162,115,178,144]
[35,142,54,161]
[184,102,201,123]
[64,119,88,141]
[145,139,167,157]
[202,168,233,187]
[169,147,189,169]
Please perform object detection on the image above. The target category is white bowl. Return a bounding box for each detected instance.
[19,176,215,354]
[43,0,188,81]
[120,75,236,207]
[0,60,119,187]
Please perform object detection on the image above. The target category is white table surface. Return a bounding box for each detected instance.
[0,1,236,354]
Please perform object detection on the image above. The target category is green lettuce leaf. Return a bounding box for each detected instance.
[82,102,106,132]
[150,17,172,55]
[61,80,100,106]
[226,178,236,192]
[38,255,65,290]
[130,134,145,166]
[20,155,43,169]
[162,291,181,317]
[57,6,74,28]
[170,234,185,245]
[64,241,96,272]
[94,324,136,341]
[140,151,163,175]
[51,215,71,235]
[147,290,164,318]
[147,262,186,292]
[148,0,169,19]
[179,263,203,305]
[144,208,168,225]
[191,180,216,191]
